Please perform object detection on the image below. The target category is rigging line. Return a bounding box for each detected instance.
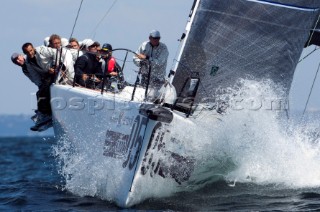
[90,0,117,39]
[69,0,84,39]
[305,14,320,48]
[299,14,320,63]
[302,60,320,116]
[298,47,320,63]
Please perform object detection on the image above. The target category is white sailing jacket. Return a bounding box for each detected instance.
[32,46,75,83]
[69,48,83,64]
[133,41,169,85]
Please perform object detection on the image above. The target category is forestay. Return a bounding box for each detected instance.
[172,0,320,104]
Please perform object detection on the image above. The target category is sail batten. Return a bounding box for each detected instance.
[172,0,320,105]
[246,0,319,11]
[199,8,317,31]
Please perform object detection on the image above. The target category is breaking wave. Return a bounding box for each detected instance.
[188,78,320,188]
[52,78,320,205]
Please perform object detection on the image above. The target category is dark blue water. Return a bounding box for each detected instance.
[1,137,320,211]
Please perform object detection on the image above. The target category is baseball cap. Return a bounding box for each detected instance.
[101,43,112,51]
[149,30,161,38]
[11,53,20,64]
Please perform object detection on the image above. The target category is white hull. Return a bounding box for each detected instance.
[51,84,219,207]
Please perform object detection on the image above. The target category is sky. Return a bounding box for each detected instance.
[0,0,319,115]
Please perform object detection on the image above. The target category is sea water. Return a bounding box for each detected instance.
[1,80,320,211]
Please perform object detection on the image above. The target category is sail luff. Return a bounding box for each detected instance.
[170,0,200,84]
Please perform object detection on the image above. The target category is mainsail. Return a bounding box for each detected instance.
[172,0,320,105]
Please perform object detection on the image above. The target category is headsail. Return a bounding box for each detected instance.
[172,0,320,105]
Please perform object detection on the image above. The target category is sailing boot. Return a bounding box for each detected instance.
[30,113,52,131]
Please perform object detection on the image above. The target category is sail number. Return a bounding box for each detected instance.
[122,115,148,170]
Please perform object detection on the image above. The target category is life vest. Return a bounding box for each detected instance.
[104,57,125,89]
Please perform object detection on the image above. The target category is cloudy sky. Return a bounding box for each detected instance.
[1,0,319,115]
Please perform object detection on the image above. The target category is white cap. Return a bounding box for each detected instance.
[149,30,161,38]
[81,39,95,49]
[44,37,50,47]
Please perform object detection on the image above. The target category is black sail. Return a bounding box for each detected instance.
[172,0,320,105]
